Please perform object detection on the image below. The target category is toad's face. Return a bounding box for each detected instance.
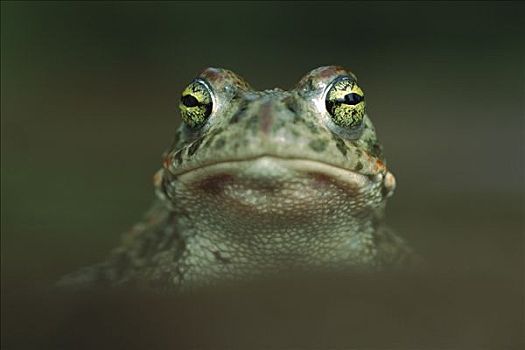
[157,66,395,223]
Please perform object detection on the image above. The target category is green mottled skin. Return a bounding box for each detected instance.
[62,67,414,290]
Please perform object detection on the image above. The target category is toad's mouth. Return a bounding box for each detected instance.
[161,155,393,214]
[172,155,377,189]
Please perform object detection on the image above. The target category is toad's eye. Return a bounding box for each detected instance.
[325,77,365,129]
[179,80,213,128]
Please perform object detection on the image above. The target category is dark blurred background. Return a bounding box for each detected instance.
[2,2,524,349]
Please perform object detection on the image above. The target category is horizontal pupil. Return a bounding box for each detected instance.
[181,94,199,107]
[343,93,363,105]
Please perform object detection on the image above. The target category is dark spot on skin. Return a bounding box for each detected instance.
[229,100,249,124]
[308,139,327,152]
[355,161,363,171]
[331,133,348,156]
[283,96,298,114]
[212,250,231,264]
[292,113,305,124]
[214,138,226,149]
[305,120,319,134]
[371,143,383,158]
[187,137,204,157]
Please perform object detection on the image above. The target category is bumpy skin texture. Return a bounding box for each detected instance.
[62,66,414,290]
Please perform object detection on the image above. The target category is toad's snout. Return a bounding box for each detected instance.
[258,101,275,135]
[254,97,296,137]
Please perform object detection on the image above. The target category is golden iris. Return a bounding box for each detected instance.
[325,78,365,129]
[179,80,213,128]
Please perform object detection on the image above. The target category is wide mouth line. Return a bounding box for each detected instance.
[169,154,372,180]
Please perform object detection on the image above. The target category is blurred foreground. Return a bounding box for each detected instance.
[2,266,522,349]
